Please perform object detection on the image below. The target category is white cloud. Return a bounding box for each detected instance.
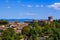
[48,3,60,10]
[25,13,36,16]
[22,4,44,8]
[7,6,11,8]
[40,5,44,7]
[35,5,44,7]
[35,5,40,7]
[19,12,36,16]
[27,5,32,7]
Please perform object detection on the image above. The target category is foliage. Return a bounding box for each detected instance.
[0,20,8,25]
[0,19,60,40]
[1,28,23,40]
[22,20,60,40]
[22,26,30,35]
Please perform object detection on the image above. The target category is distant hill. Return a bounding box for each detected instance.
[1,19,33,23]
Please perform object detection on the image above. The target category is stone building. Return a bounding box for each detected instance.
[38,16,53,26]
[9,22,29,33]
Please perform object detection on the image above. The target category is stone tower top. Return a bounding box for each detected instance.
[48,16,53,22]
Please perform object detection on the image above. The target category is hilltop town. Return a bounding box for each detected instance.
[0,16,60,40]
[0,16,53,33]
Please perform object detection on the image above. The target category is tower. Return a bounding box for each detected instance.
[48,16,53,22]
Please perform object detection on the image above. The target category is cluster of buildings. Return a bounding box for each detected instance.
[0,16,53,40]
[9,22,29,33]
[24,16,53,25]
[0,16,53,33]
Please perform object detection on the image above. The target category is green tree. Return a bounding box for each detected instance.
[1,28,23,40]
[22,26,31,40]
[1,28,15,40]
[0,20,8,25]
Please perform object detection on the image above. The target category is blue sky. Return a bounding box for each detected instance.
[0,0,60,19]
